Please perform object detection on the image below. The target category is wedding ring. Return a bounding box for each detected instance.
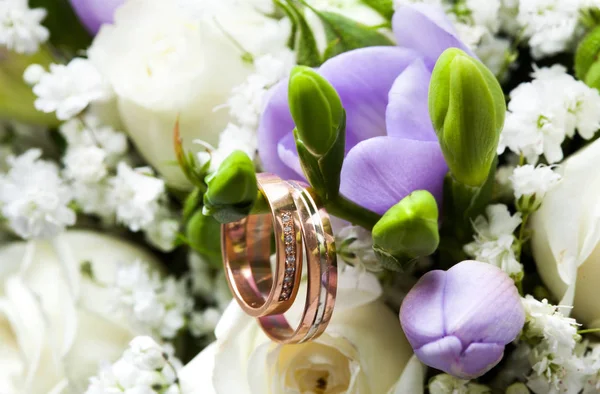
[257,181,337,344]
[221,173,303,317]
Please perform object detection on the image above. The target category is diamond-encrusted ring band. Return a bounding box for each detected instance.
[221,173,303,317]
[257,181,337,344]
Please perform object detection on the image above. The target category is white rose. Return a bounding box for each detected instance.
[531,138,600,327]
[178,267,413,394]
[0,230,162,394]
[88,0,289,188]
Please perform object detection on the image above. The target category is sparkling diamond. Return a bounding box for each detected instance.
[285,235,293,243]
[286,255,296,263]
[284,276,293,282]
[284,225,292,233]
[283,282,291,289]
[286,267,295,274]
[282,213,291,223]
[285,246,294,254]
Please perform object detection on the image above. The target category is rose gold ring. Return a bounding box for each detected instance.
[257,180,337,344]
[221,173,303,317]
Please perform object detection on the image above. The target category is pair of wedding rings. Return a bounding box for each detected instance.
[221,173,337,344]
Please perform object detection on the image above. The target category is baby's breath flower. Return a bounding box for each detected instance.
[110,163,166,232]
[464,204,522,277]
[0,149,75,239]
[26,58,113,120]
[0,0,49,54]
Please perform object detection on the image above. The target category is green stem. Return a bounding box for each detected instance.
[515,212,530,260]
[577,328,600,335]
[325,195,381,230]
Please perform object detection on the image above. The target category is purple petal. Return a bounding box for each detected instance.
[318,47,420,144]
[257,82,300,181]
[69,0,123,34]
[454,342,505,379]
[386,59,437,141]
[415,339,505,379]
[415,336,463,375]
[443,261,525,345]
[339,136,447,215]
[400,270,446,349]
[258,47,420,180]
[393,4,474,69]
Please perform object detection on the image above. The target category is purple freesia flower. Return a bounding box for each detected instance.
[258,4,474,215]
[400,261,525,379]
[69,0,123,34]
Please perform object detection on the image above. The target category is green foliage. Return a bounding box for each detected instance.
[316,11,394,61]
[360,0,395,20]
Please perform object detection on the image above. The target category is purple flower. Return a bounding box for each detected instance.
[69,0,123,34]
[258,4,474,215]
[400,261,525,379]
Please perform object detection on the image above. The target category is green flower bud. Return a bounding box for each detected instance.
[288,66,346,200]
[186,210,221,260]
[289,66,344,156]
[429,48,506,187]
[372,190,440,272]
[203,151,258,223]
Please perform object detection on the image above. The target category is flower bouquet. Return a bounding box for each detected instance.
[2,0,600,393]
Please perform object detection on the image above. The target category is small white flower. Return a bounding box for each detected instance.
[527,349,586,394]
[29,58,113,120]
[60,115,128,165]
[198,124,257,171]
[517,0,581,59]
[582,344,600,393]
[464,204,523,277]
[510,165,561,199]
[336,225,380,271]
[127,336,167,371]
[499,65,600,163]
[465,0,501,33]
[144,211,180,252]
[0,0,49,54]
[522,296,581,360]
[23,63,45,84]
[85,337,182,394]
[63,145,108,183]
[110,163,165,232]
[0,149,75,239]
[113,260,194,339]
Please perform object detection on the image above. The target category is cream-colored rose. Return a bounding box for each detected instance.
[179,267,413,394]
[0,230,161,394]
[88,0,289,188]
[531,138,600,327]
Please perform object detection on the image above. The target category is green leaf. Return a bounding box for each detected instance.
[372,246,418,272]
[360,0,395,20]
[30,0,92,54]
[276,0,321,66]
[317,11,394,61]
[0,49,59,126]
[575,25,600,81]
